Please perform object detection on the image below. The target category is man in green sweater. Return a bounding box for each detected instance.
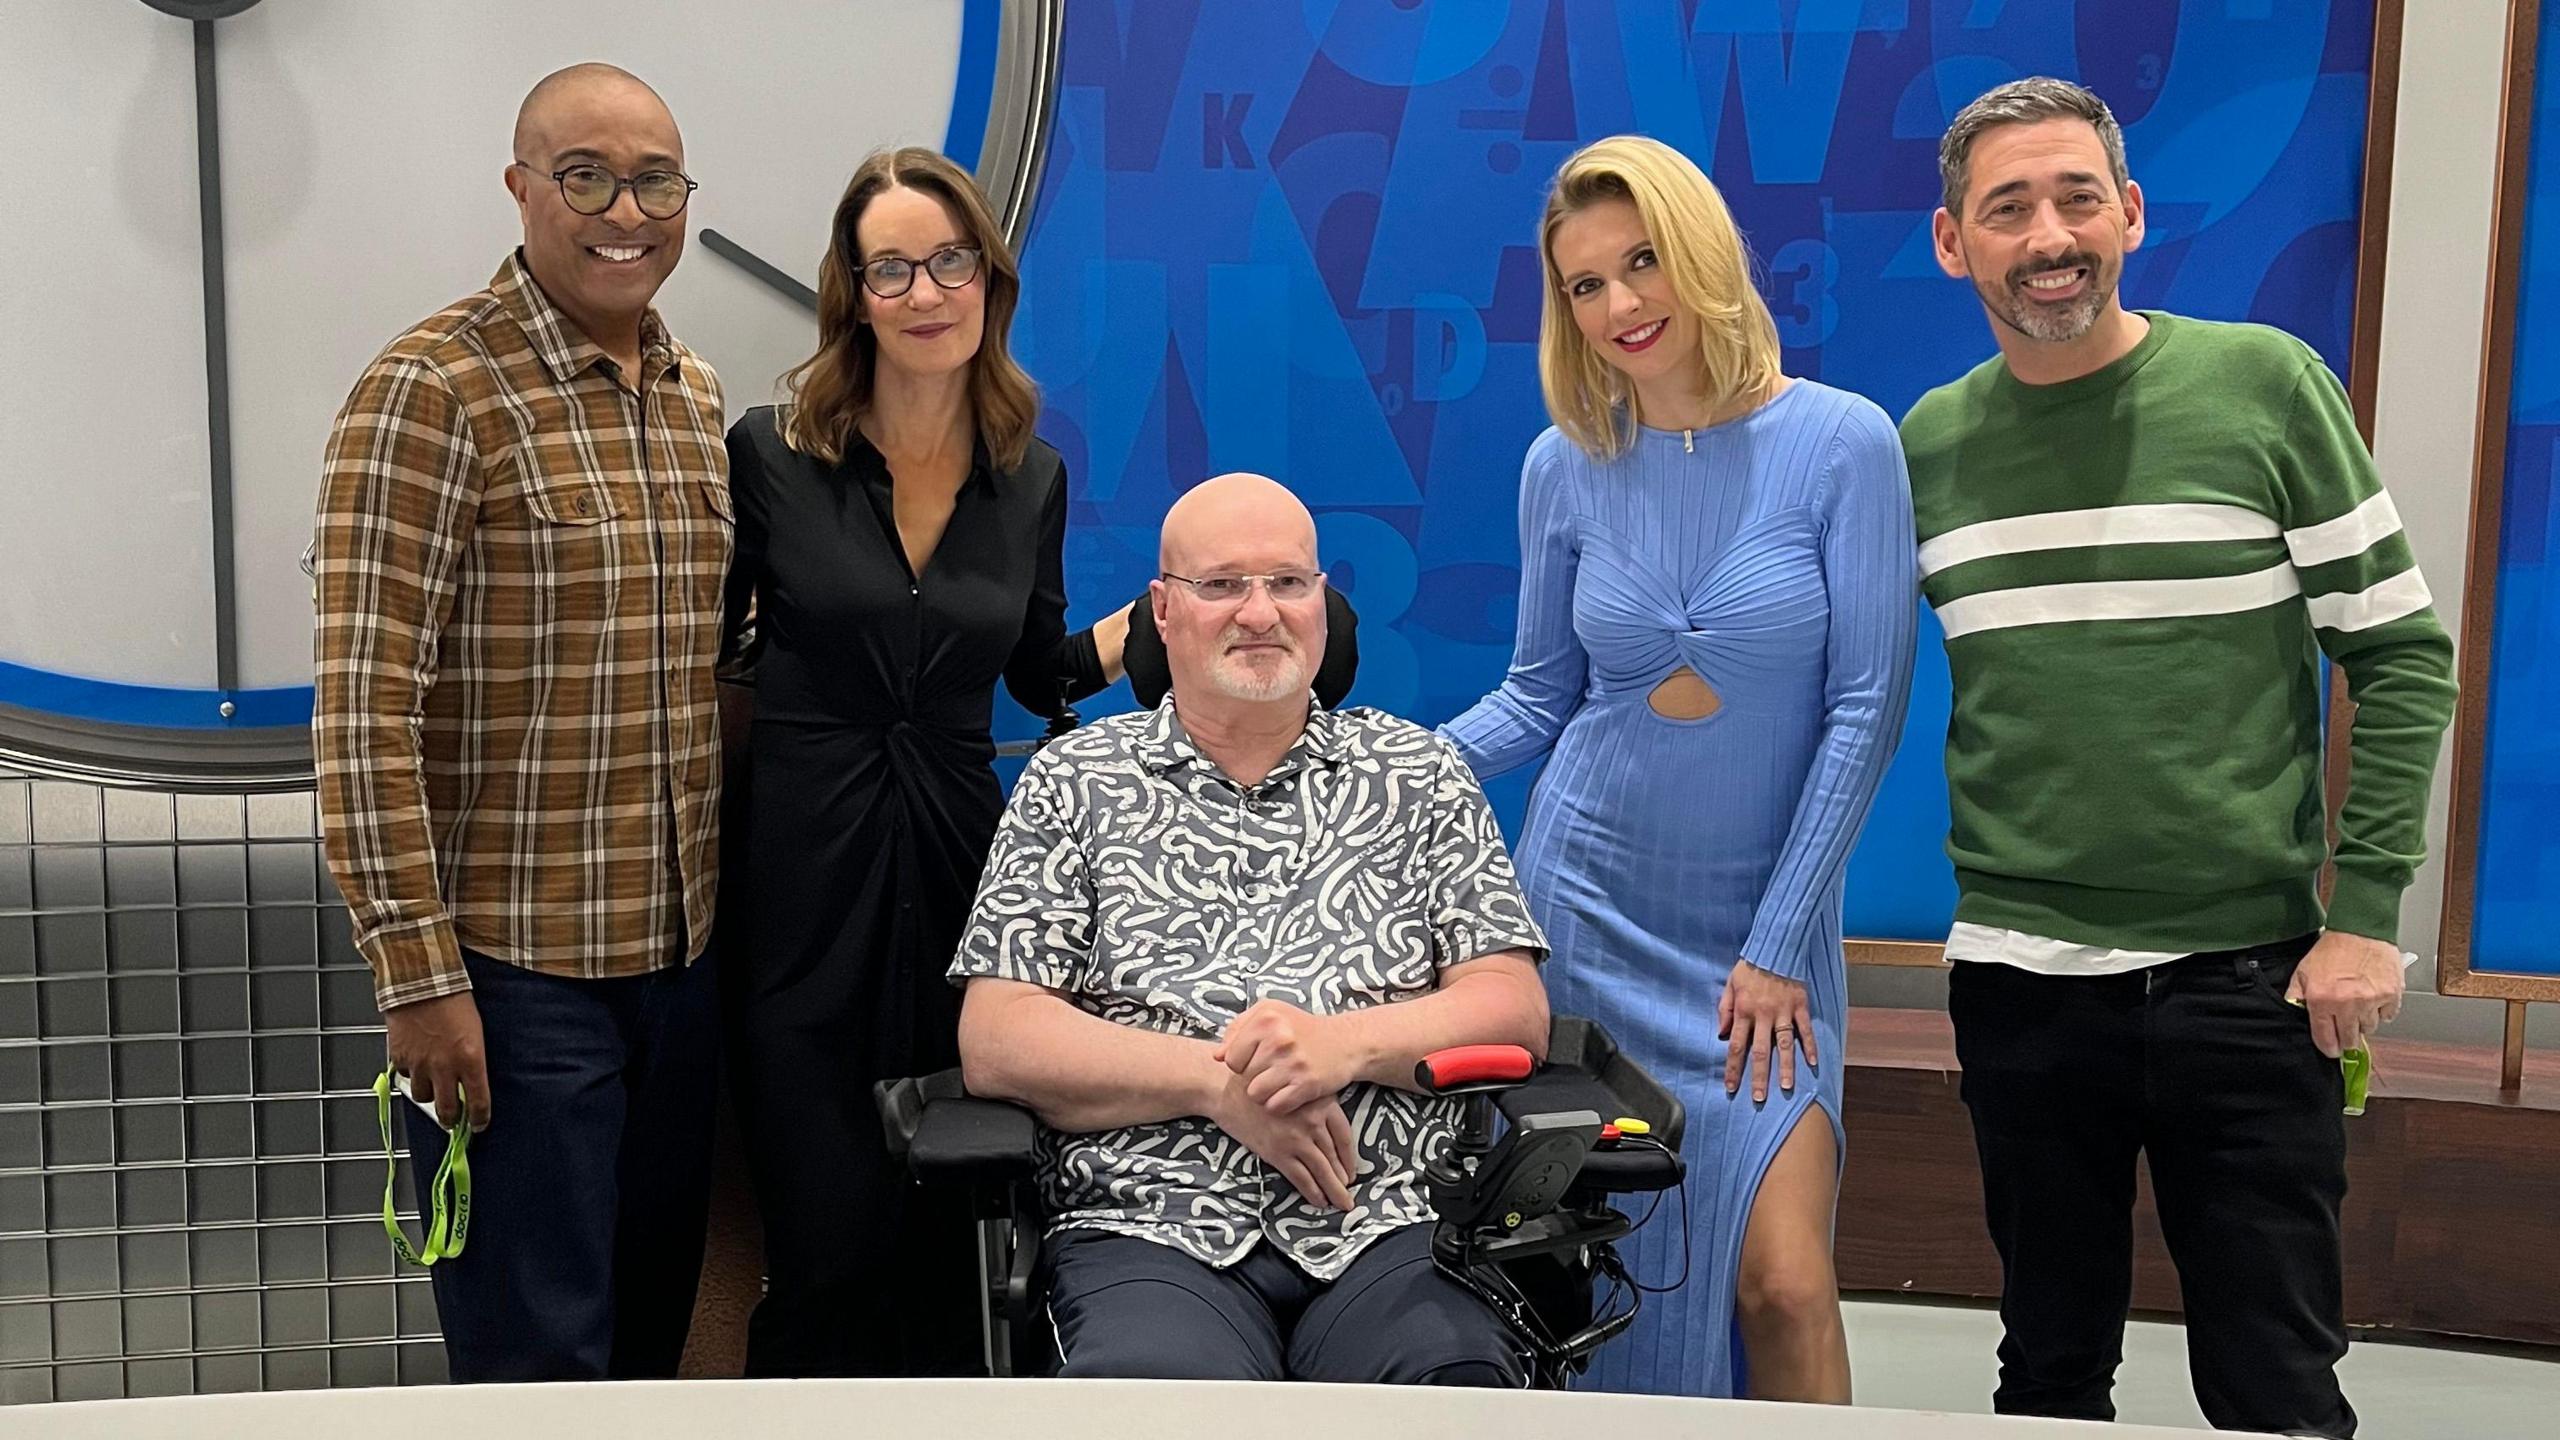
[1901,78,2455,1439]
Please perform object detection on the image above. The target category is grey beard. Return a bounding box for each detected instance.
[1210,653,1307,702]
[1991,272,2111,344]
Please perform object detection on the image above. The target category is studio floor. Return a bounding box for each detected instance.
[1842,1298,2560,1436]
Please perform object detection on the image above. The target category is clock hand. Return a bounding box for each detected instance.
[702,229,820,315]
[145,0,270,711]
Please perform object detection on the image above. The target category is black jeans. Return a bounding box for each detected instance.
[402,947,720,1382]
[1043,1224,1525,1386]
[1948,938,2354,1438]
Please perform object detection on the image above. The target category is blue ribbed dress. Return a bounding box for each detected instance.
[1442,379,1916,1398]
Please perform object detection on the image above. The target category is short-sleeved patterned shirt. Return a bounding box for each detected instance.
[949,701,1547,1279]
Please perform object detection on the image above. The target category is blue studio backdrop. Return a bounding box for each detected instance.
[2472,6,2560,980]
[1005,0,2386,944]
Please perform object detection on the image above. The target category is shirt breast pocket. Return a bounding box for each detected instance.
[690,476,737,585]
[492,453,630,625]
[699,475,736,525]
[519,469,627,527]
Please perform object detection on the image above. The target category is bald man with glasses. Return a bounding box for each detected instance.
[311,63,730,1381]
[949,475,1551,1384]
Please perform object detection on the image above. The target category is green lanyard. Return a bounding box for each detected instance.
[374,1070,472,1266]
[2340,1047,2374,1117]
[2276,1017,2377,1115]
[2285,950,2409,1117]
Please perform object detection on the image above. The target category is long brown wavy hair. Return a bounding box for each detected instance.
[780,147,1040,469]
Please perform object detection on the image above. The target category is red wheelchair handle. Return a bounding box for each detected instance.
[1416,1044,1537,1093]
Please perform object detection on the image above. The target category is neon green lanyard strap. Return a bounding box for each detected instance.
[375,1070,472,1266]
[2340,1047,2374,1117]
[2285,950,2409,1117]
[2280,1018,2378,1115]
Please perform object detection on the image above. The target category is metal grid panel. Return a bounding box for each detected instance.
[0,769,447,1403]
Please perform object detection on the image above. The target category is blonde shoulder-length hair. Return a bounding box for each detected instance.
[780,147,1040,470]
[1537,136,1783,460]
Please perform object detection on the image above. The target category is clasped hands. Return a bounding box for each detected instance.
[1208,999,1364,1214]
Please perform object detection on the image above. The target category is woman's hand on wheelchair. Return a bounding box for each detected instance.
[1719,958,1816,1104]
[1216,999,1361,1114]
[1208,1065,1358,1212]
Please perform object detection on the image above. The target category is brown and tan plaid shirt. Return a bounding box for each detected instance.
[313,252,732,1010]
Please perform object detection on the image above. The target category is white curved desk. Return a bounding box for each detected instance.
[13,1377,2249,1437]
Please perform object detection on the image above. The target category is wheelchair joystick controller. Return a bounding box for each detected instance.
[1412,1042,1652,1383]
[1417,1047,1606,1243]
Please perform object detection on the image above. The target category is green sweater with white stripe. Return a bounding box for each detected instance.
[1900,312,2455,952]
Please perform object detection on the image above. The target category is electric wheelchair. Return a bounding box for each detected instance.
[873,1015,1688,1388]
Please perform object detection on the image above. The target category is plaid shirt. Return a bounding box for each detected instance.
[313,252,732,1010]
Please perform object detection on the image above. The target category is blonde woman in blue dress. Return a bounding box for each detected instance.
[1443,136,1916,1401]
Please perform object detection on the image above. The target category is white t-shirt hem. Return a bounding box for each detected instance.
[1943,921,2188,976]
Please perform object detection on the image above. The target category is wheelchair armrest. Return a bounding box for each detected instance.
[913,1097,1040,1187]
[1414,1043,1537,1094]
[873,1069,1040,1188]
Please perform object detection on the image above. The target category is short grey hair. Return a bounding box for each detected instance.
[1939,77,2128,216]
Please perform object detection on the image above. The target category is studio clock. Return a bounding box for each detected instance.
[1,0,1058,788]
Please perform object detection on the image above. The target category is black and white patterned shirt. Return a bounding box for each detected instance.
[949,701,1547,1279]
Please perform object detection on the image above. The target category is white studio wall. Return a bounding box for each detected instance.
[1,0,1001,780]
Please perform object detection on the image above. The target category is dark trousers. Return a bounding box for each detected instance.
[1044,1224,1526,1386]
[402,946,720,1382]
[726,935,985,1378]
[728,1009,985,1378]
[1948,938,2355,1438]
[718,718,989,1378]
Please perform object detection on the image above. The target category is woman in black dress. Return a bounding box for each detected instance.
[718,148,1125,1378]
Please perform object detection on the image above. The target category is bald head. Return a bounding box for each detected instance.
[1160,473,1317,575]
[1153,474,1325,712]
[513,63,676,163]
[502,63,689,363]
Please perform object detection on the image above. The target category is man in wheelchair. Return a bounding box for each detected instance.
[945,473,1555,1385]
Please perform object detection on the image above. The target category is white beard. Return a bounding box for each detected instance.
[1209,649,1308,702]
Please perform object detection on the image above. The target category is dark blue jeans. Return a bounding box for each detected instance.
[402,946,719,1382]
